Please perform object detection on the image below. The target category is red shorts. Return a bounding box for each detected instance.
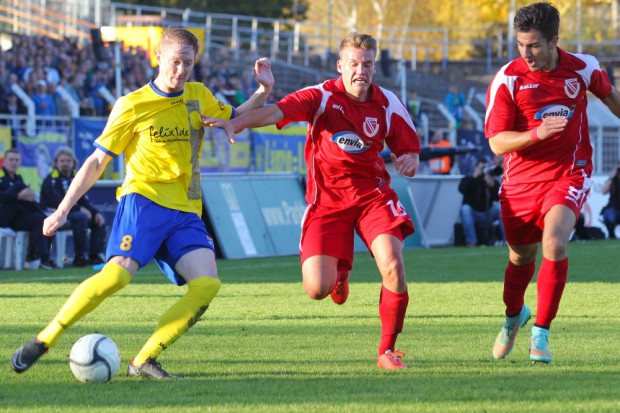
[300,189,414,271]
[500,170,591,245]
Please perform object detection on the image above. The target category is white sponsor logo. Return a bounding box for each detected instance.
[564,78,580,98]
[332,104,344,114]
[363,117,379,137]
[519,83,540,90]
[534,104,575,120]
[331,132,372,153]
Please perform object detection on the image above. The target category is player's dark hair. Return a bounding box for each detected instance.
[159,26,199,56]
[340,32,377,57]
[514,2,560,42]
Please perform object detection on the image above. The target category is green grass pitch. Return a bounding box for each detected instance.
[1,241,619,412]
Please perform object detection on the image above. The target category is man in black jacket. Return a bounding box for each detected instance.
[0,148,54,269]
[601,161,620,239]
[40,147,106,266]
[458,156,505,246]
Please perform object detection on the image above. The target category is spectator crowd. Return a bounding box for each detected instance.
[0,33,262,120]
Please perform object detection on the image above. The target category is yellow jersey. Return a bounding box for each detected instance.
[95,81,233,215]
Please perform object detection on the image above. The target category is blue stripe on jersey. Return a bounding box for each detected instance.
[94,142,119,158]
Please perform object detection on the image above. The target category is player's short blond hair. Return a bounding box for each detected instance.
[159,26,199,56]
[339,32,377,58]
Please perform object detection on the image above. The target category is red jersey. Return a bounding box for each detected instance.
[485,48,612,184]
[275,77,420,206]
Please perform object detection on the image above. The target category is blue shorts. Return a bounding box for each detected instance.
[106,193,215,286]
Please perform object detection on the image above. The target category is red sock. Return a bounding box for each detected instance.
[503,261,536,316]
[378,285,409,355]
[535,258,568,328]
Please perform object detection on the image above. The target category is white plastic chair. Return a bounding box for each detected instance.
[0,228,29,270]
[53,229,73,269]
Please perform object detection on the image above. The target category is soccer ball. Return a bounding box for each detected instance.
[69,334,121,383]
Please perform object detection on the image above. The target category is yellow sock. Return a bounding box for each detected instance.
[133,276,222,365]
[37,263,131,347]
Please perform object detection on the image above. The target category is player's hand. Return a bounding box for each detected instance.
[202,116,236,144]
[253,58,274,90]
[43,210,67,237]
[537,115,568,141]
[390,152,420,177]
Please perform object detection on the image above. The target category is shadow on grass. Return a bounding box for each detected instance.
[1,240,618,285]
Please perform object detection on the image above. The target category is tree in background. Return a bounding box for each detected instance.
[305,0,618,60]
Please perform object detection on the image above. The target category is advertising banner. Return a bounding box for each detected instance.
[201,174,306,259]
[251,124,307,174]
[16,130,69,193]
[201,128,251,173]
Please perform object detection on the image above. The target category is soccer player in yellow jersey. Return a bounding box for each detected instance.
[11,26,274,379]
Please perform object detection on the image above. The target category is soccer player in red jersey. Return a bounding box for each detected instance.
[485,2,620,363]
[206,32,420,369]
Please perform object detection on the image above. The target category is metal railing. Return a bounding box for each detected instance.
[105,2,620,75]
[4,1,620,76]
[107,2,451,69]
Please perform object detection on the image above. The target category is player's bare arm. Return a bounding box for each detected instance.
[389,152,420,177]
[235,57,274,116]
[43,148,112,236]
[602,86,620,117]
[203,104,284,144]
[489,115,568,155]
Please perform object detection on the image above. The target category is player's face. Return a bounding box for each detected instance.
[155,41,196,93]
[516,30,558,72]
[55,154,74,176]
[337,46,376,101]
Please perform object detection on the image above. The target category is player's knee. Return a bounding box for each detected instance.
[508,243,538,265]
[509,254,536,266]
[378,259,404,284]
[96,263,131,294]
[187,277,222,304]
[303,282,330,300]
[541,236,568,260]
[306,290,329,300]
